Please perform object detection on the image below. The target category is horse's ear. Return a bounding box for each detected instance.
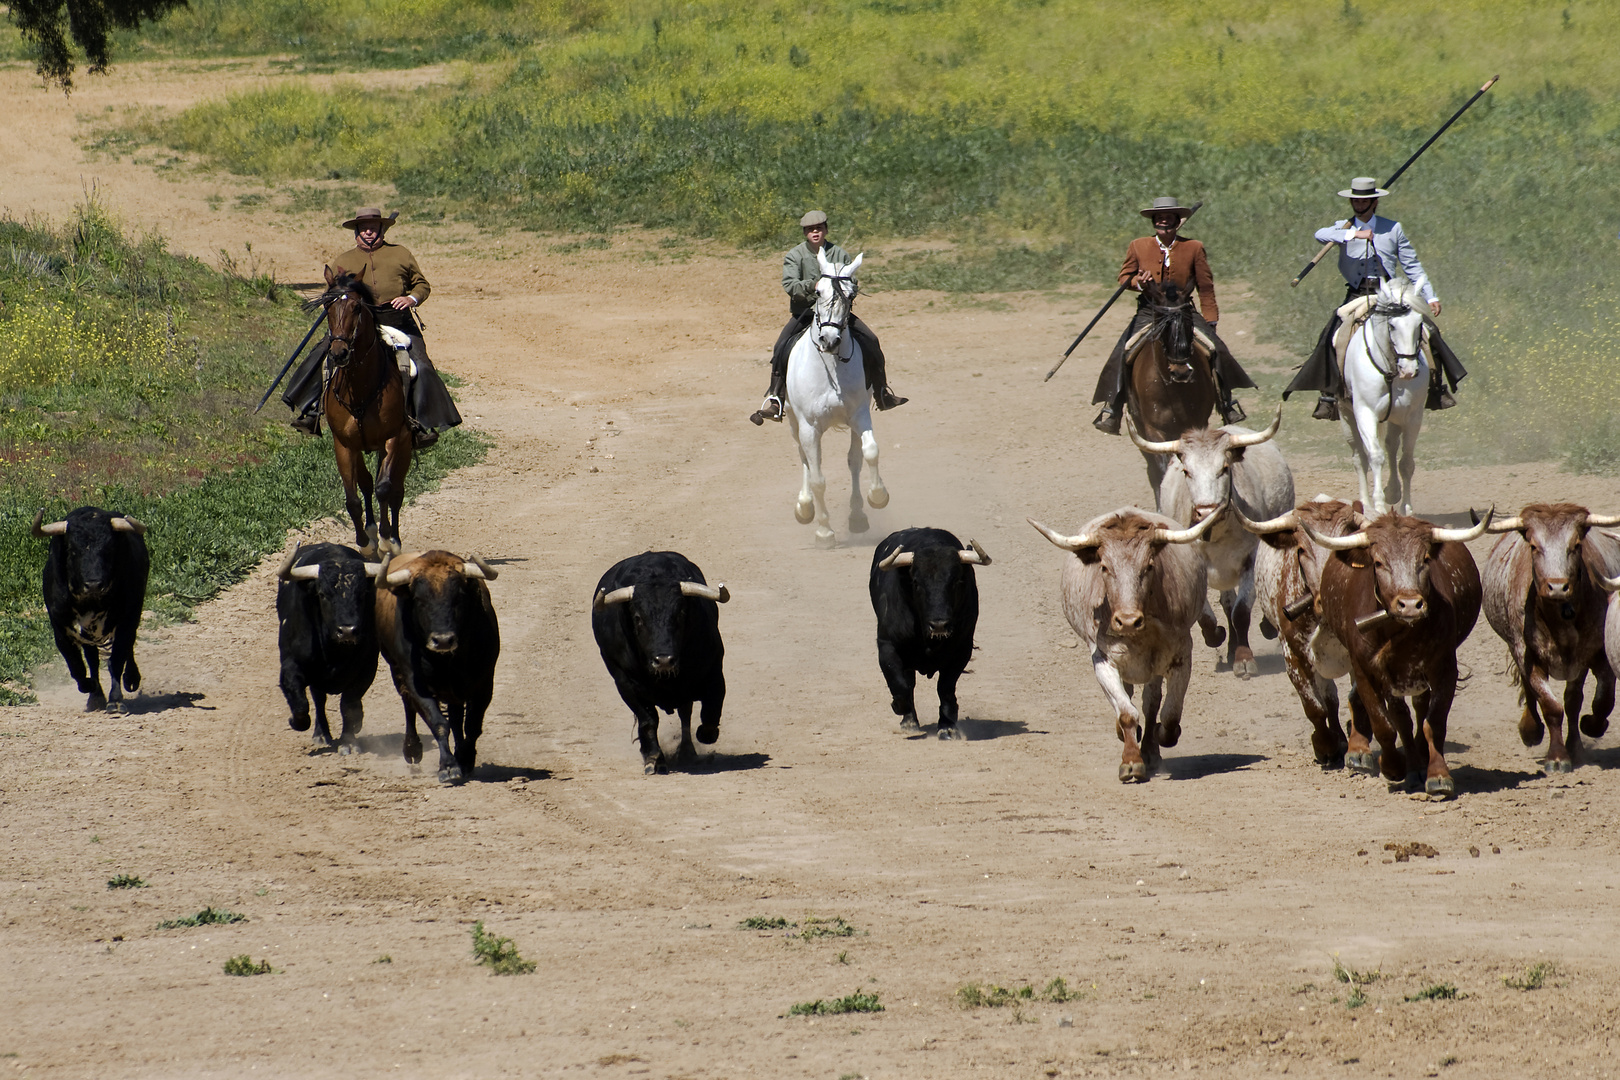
[817,248,834,274]
[323,264,336,287]
[847,253,864,274]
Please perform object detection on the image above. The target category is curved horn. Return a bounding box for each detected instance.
[959,539,992,566]
[461,555,499,581]
[878,549,914,570]
[276,545,303,580]
[1432,507,1493,544]
[1226,405,1283,448]
[592,585,635,611]
[1300,520,1370,551]
[288,565,322,581]
[1028,518,1093,553]
[380,555,412,586]
[110,515,146,534]
[679,581,730,603]
[1485,516,1523,534]
[1598,571,1620,593]
[1124,414,1181,455]
[31,509,68,537]
[1584,511,1620,527]
[373,554,392,583]
[362,562,385,576]
[1235,505,1299,536]
[1151,504,1225,544]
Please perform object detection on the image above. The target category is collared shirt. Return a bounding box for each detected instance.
[1118,235,1219,323]
[330,241,431,307]
[783,240,853,317]
[1313,215,1437,303]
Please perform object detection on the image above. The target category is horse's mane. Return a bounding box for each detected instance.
[1143,281,1194,357]
[304,271,380,314]
[1371,279,1428,323]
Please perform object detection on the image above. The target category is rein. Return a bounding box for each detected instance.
[815,274,856,362]
[322,291,394,420]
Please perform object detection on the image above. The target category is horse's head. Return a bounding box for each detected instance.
[1372,278,1426,381]
[1141,279,1196,379]
[814,249,863,352]
[310,266,379,366]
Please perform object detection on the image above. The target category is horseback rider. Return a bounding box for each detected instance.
[1283,177,1465,420]
[1092,197,1253,434]
[750,210,907,425]
[283,208,462,449]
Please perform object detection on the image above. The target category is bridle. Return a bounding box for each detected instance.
[320,289,393,418]
[324,290,380,369]
[815,273,856,359]
[1361,297,1423,384]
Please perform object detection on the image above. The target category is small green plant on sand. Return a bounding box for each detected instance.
[958,977,1076,1008]
[223,955,274,976]
[106,874,147,890]
[1405,983,1462,1002]
[157,907,245,929]
[739,916,793,930]
[788,991,883,1016]
[1505,962,1557,991]
[471,921,535,975]
[799,917,857,940]
[1332,955,1380,1009]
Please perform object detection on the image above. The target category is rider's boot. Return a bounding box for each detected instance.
[1092,396,1124,435]
[1217,386,1247,426]
[409,415,439,450]
[1311,393,1340,422]
[290,405,320,436]
[1426,368,1456,411]
[749,370,787,426]
[865,351,908,411]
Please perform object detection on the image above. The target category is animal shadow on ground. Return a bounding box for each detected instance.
[668,751,771,774]
[1164,753,1266,780]
[1572,745,1620,771]
[118,691,212,715]
[1447,763,1542,795]
[472,764,553,783]
[952,717,1034,741]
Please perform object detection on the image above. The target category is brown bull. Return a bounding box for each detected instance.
[1029,506,1219,783]
[1304,510,1489,798]
[1483,504,1620,773]
[375,550,501,784]
[1242,497,1369,769]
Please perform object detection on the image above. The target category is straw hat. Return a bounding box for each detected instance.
[1336,178,1390,199]
[341,207,398,232]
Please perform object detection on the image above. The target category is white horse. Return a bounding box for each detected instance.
[783,249,889,547]
[1338,278,1432,516]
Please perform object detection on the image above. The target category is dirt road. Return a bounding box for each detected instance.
[4,62,1620,1079]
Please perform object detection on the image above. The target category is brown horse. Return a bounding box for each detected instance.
[309,267,412,556]
[1126,280,1217,503]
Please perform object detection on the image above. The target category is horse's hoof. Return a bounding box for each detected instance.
[1345,750,1377,774]
[1156,721,1181,748]
[848,510,870,534]
[643,758,668,776]
[1543,757,1574,775]
[815,530,837,549]
[867,485,890,510]
[288,712,312,733]
[1518,712,1545,747]
[1119,761,1149,783]
[1319,754,1346,771]
[1425,775,1455,799]
[85,692,107,712]
[794,501,815,525]
[337,742,357,756]
[1580,714,1610,739]
[438,764,464,785]
[938,725,965,741]
[899,714,920,732]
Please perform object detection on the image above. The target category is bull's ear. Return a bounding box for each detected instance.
[1074,544,1102,566]
[1227,445,1247,463]
[1343,547,1372,569]
[1257,530,1296,551]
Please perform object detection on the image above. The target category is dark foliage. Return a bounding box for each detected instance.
[10,0,188,90]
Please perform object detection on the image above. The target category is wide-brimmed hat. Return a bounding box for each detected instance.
[799,210,829,228]
[341,207,398,231]
[1139,197,1194,221]
[1337,177,1390,199]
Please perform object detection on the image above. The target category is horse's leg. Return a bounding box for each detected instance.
[861,426,888,509]
[798,419,834,547]
[374,434,413,555]
[1396,402,1423,517]
[332,437,374,556]
[846,425,869,534]
[1352,400,1388,515]
[792,431,816,525]
[1142,452,1167,511]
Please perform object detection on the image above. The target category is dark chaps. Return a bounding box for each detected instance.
[1283,284,1467,398]
[768,308,889,391]
[283,307,462,431]
[1091,296,1255,406]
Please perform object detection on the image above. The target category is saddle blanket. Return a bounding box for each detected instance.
[378,325,418,378]
[1122,323,1217,367]
[1333,295,1430,380]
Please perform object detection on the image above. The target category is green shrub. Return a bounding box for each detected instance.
[223,954,274,975]
[788,991,883,1016]
[738,916,792,930]
[106,874,147,889]
[470,921,535,975]
[157,907,246,929]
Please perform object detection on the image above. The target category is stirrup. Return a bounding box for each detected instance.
[1220,398,1247,425]
[874,389,908,411]
[1311,396,1340,422]
[749,395,784,426]
[1092,407,1122,435]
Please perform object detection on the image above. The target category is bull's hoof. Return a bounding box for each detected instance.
[1118,761,1149,783]
[1580,713,1610,739]
[867,485,889,510]
[1318,753,1346,771]
[310,734,335,753]
[438,764,464,785]
[1156,721,1181,748]
[1425,775,1456,799]
[1345,750,1378,774]
[899,713,921,732]
[674,742,698,765]
[337,742,357,756]
[814,529,837,549]
[403,738,423,766]
[848,509,870,534]
[1259,616,1278,640]
[85,691,107,712]
[643,758,669,776]
[288,712,312,732]
[794,500,815,525]
[938,725,965,741]
[1518,712,1546,748]
[1543,757,1574,775]
[1232,655,1257,680]
[696,721,719,745]
[1200,625,1227,650]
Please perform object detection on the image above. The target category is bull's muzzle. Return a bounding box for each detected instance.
[427,631,458,653]
[333,624,360,645]
[1540,578,1573,602]
[1192,503,1222,523]
[650,654,678,676]
[1391,593,1427,623]
[926,618,953,639]
[1110,609,1146,635]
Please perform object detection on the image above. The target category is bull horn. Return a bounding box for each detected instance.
[1484,516,1523,533]
[289,565,321,581]
[679,581,730,603]
[1300,520,1370,551]
[111,515,146,534]
[1584,511,1620,527]
[1432,507,1493,544]
[1235,506,1299,535]
[386,567,413,585]
[1598,571,1620,593]
[1028,518,1094,553]
[275,545,303,580]
[1124,414,1181,455]
[592,585,635,611]
[1151,504,1225,544]
[30,509,68,537]
[1226,405,1283,448]
[958,539,992,566]
[362,562,384,576]
[461,555,499,581]
[878,549,914,570]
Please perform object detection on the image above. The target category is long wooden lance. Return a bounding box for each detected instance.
[255,308,329,412]
[1291,74,1499,288]
[1046,200,1204,382]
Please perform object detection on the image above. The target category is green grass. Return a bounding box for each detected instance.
[788,991,883,1016]
[223,954,274,975]
[957,978,1076,1008]
[470,921,535,975]
[798,917,857,940]
[106,874,148,889]
[738,916,792,930]
[157,906,246,929]
[1405,983,1462,1002]
[1504,962,1557,991]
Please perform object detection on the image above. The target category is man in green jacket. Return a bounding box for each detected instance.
[750,210,907,424]
[283,208,461,448]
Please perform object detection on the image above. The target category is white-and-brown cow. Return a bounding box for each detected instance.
[1483,504,1620,773]
[1029,506,1220,782]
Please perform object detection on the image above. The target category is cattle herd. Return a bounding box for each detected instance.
[24,391,1620,800]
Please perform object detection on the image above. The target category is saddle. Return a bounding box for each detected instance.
[1333,294,1431,380]
[1121,323,1216,368]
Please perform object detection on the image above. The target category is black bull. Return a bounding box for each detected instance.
[591,551,729,775]
[276,543,381,754]
[34,506,150,711]
[869,527,992,740]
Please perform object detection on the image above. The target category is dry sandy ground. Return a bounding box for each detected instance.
[4,62,1620,1080]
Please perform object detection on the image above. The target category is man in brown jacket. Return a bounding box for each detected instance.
[1091,197,1253,434]
[283,208,461,448]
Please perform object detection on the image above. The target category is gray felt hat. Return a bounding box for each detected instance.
[799,210,829,228]
[1138,197,1194,221]
[341,207,398,231]
[1337,177,1390,199]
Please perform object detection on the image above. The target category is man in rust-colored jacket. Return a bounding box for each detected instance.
[1091,197,1253,434]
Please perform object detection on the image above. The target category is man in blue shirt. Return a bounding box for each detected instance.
[1283,178,1465,420]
